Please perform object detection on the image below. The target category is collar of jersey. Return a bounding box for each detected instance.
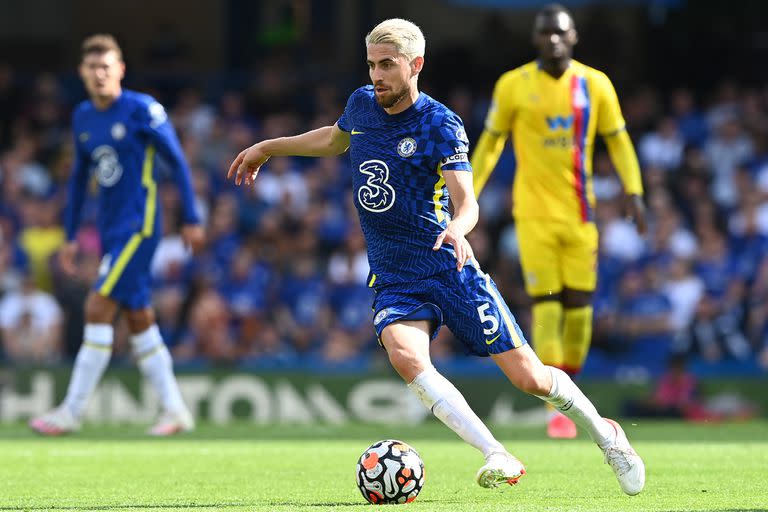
[91,91,125,112]
[535,59,575,81]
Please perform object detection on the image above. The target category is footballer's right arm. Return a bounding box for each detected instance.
[470,130,507,198]
[470,73,514,198]
[229,124,350,186]
[61,121,90,274]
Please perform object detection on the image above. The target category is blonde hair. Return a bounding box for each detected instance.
[81,34,123,62]
[365,18,425,61]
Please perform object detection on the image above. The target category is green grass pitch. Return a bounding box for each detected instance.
[1,421,766,511]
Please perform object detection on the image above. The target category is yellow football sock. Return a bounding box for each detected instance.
[562,306,593,374]
[532,301,563,368]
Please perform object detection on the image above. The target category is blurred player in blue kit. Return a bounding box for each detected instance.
[30,35,204,436]
[229,19,644,494]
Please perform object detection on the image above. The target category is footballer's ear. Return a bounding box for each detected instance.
[569,28,579,46]
[411,55,424,75]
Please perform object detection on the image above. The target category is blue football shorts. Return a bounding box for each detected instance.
[371,261,528,356]
[93,232,159,309]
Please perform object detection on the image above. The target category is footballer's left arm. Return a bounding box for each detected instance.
[443,170,479,236]
[433,169,478,271]
[141,102,201,227]
[596,72,646,235]
[603,130,646,234]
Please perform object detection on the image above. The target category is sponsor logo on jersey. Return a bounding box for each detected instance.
[454,144,469,154]
[440,153,469,166]
[455,127,468,142]
[111,122,126,140]
[351,129,365,135]
[545,115,574,130]
[358,159,396,213]
[92,145,123,187]
[396,137,417,158]
[374,309,389,325]
[79,132,89,142]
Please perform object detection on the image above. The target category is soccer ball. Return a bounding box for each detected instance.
[356,439,425,505]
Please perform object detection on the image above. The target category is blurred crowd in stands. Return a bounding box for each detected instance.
[1,60,768,378]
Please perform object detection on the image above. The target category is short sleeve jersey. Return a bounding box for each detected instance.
[337,86,471,285]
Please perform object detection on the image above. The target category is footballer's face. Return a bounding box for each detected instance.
[533,11,577,62]
[366,43,421,111]
[79,50,124,104]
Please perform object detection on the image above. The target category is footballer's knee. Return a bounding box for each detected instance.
[84,292,118,324]
[124,308,155,334]
[386,345,430,382]
[531,292,562,304]
[380,320,433,382]
[562,288,593,308]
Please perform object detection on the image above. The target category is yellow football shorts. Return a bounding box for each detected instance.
[515,219,598,297]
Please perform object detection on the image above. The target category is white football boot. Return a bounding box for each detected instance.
[602,418,645,495]
[29,406,81,436]
[148,408,195,436]
[476,451,526,488]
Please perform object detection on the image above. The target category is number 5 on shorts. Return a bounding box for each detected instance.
[476,303,499,336]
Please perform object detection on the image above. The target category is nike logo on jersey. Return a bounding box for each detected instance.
[351,129,365,135]
[485,333,502,345]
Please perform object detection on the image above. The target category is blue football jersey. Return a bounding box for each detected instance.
[65,90,199,245]
[337,86,472,285]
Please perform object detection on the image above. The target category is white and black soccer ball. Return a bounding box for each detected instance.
[356,439,425,505]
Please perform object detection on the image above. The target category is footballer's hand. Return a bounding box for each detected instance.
[181,224,205,253]
[58,241,78,276]
[433,225,475,272]
[625,193,647,236]
[228,144,271,186]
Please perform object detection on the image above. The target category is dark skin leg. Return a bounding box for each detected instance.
[561,288,592,309]
[530,289,592,308]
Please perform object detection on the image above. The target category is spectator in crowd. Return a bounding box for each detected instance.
[639,117,685,171]
[0,272,62,364]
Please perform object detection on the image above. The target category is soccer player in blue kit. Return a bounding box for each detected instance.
[228,19,645,495]
[30,35,204,436]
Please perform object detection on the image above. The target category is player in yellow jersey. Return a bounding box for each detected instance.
[471,4,647,438]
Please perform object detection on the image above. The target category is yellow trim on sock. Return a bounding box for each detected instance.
[83,341,112,352]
